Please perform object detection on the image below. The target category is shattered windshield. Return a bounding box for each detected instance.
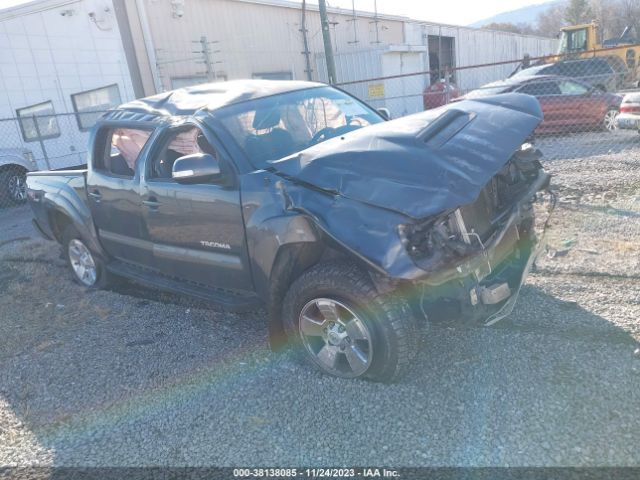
[216,86,383,169]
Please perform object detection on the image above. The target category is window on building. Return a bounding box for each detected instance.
[171,76,208,89]
[171,75,228,89]
[71,84,122,131]
[16,101,61,142]
[252,72,293,81]
[93,127,153,178]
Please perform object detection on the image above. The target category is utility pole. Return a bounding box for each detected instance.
[201,35,215,81]
[318,0,337,84]
[300,0,313,80]
[370,0,381,45]
[193,35,221,81]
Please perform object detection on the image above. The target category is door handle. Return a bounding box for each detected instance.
[88,190,102,202]
[143,198,161,210]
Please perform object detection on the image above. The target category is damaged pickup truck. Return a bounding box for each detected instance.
[26,80,550,382]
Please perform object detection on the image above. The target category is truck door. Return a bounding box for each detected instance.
[86,126,155,266]
[558,79,599,128]
[139,124,253,292]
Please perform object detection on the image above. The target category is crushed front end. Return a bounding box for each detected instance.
[400,145,552,326]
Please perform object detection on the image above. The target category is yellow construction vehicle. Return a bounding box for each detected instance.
[551,22,640,83]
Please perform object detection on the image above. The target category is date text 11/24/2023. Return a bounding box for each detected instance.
[232,468,400,478]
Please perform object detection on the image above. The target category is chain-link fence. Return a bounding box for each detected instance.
[4,45,640,208]
[332,46,640,164]
[0,111,106,208]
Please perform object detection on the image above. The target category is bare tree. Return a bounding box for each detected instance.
[615,0,640,38]
[537,4,566,37]
[590,0,615,39]
[564,0,594,24]
[482,22,525,34]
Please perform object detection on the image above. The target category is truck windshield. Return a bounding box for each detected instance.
[215,86,384,169]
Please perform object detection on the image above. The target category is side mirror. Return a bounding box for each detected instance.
[377,107,391,120]
[172,153,221,184]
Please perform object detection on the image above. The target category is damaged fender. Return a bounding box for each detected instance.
[262,94,544,281]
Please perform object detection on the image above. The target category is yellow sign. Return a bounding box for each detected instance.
[368,83,385,98]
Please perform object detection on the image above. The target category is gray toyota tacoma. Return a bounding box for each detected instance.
[26,80,550,382]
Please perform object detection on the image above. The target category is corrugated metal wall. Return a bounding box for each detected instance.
[139,0,404,91]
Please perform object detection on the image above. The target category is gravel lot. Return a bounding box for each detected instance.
[0,131,639,468]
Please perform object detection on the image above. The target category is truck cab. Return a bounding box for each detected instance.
[557,23,598,56]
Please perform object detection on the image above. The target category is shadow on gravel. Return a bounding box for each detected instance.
[1,244,639,466]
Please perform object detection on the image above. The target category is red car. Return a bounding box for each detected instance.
[465,75,622,134]
[423,80,460,110]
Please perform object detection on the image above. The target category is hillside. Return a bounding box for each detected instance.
[470,0,564,28]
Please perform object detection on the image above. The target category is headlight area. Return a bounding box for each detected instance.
[397,203,541,327]
[397,211,483,275]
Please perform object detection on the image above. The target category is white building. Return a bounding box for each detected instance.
[118,0,558,117]
[0,0,135,168]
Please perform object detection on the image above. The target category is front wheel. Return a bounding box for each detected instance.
[282,261,419,383]
[62,225,110,288]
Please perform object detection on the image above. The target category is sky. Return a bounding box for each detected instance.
[1,0,553,26]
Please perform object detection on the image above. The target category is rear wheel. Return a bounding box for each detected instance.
[62,225,110,288]
[603,108,619,132]
[282,261,419,383]
[0,166,27,206]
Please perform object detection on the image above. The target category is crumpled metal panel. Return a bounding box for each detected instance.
[269,93,543,220]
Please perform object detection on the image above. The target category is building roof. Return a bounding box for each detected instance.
[0,0,409,22]
[0,0,79,20]
[113,79,325,117]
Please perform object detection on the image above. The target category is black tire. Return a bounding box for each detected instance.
[282,261,419,383]
[62,225,110,289]
[0,166,28,206]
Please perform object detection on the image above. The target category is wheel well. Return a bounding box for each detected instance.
[266,241,350,350]
[49,210,73,243]
[0,163,27,175]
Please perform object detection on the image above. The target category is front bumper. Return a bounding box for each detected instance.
[415,224,540,327]
[412,172,552,326]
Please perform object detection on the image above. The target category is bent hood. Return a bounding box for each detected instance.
[269,93,543,219]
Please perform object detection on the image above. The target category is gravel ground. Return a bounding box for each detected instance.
[0,131,639,468]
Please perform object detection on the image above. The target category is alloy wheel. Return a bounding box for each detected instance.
[68,239,98,286]
[298,298,373,378]
[8,174,27,202]
[604,109,619,132]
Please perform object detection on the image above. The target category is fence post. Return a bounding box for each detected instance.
[444,67,451,105]
[32,114,51,170]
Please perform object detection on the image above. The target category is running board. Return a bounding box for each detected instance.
[106,260,263,312]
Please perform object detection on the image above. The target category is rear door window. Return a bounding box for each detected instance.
[558,80,590,96]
